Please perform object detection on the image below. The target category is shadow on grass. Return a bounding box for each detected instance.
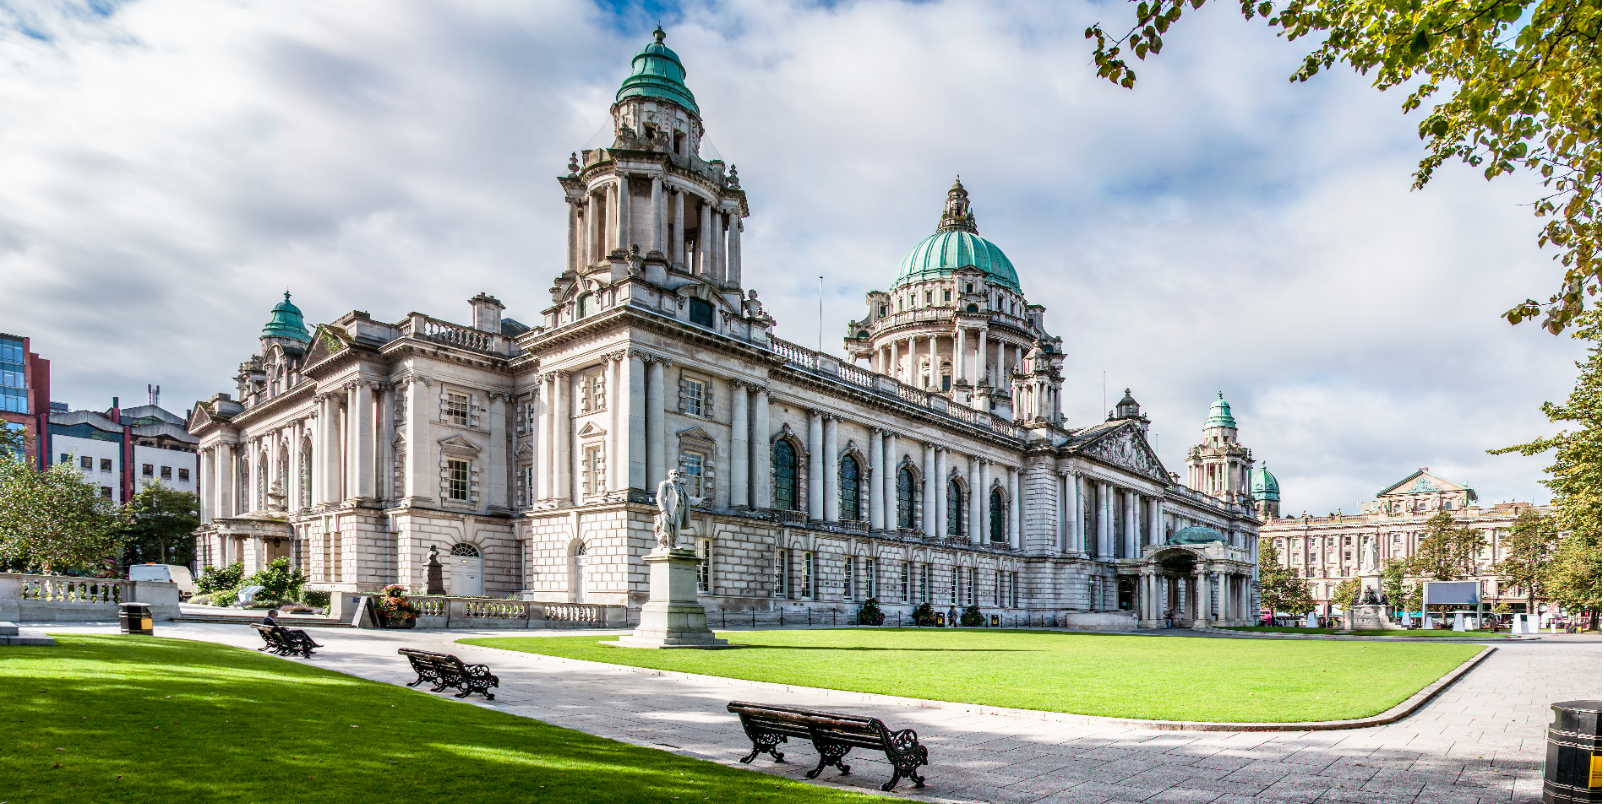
[0,635,878,804]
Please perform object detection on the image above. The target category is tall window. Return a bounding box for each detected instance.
[695,538,712,593]
[444,392,470,426]
[864,558,877,599]
[839,455,861,521]
[994,570,1004,607]
[447,459,470,501]
[990,489,1006,543]
[681,450,706,497]
[773,440,798,511]
[680,377,705,416]
[919,564,930,602]
[588,374,607,412]
[946,479,964,535]
[842,557,855,600]
[801,551,814,598]
[967,567,977,606]
[583,446,605,494]
[896,466,917,529]
[899,562,910,603]
[950,567,960,604]
[774,549,789,598]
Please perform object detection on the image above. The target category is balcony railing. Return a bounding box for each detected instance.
[403,315,519,357]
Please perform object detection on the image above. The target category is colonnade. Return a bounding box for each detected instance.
[869,328,1031,391]
[1137,566,1255,624]
[1060,474,1164,558]
[568,175,743,287]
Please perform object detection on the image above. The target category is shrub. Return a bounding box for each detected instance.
[855,598,885,626]
[297,589,331,609]
[195,562,244,594]
[377,584,419,622]
[212,588,238,607]
[911,602,937,626]
[187,593,214,606]
[242,596,280,610]
[242,558,305,601]
[960,605,983,627]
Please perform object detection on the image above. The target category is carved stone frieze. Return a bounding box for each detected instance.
[1079,424,1169,483]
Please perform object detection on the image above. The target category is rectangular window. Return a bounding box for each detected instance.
[1010,571,1019,608]
[920,564,930,603]
[681,450,706,497]
[142,463,154,477]
[924,291,932,305]
[160,466,172,480]
[590,375,607,412]
[864,558,876,600]
[100,486,113,498]
[842,557,854,601]
[802,552,814,599]
[59,453,69,464]
[447,459,470,501]
[583,446,606,494]
[517,466,533,507]
[994,570,1004,607]
[680,378,705,417]
[80,456,92,469]
[695,538,711,593]
[444,392,470,426]
[99,458,112,472]
[943,289,952,302]
[950,567,959,604]
[774,549,790,598]
[899,562,910,603]
[178,468,190,482]
[967,568,977,606]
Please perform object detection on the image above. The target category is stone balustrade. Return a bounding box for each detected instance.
[407,595,625,629]
[0,573,180,622]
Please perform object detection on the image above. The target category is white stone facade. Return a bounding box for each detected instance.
[189,32,1261,627]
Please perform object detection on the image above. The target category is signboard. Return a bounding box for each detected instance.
[1423,580,1480,606]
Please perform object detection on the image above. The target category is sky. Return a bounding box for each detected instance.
[0,0,1585,515]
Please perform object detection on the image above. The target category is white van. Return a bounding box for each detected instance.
[127,564,196,599]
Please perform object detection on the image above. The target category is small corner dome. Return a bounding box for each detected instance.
[1252,465,1280,501]
[1168,525,1226,545]
[615,27,699,116]
[262,292,311,343]
[892,177,1020,292]
[1205,392,1237,429]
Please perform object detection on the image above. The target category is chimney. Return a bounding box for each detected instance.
[469,292,505,333]
[109,397,120,423]
[148,384,160,407]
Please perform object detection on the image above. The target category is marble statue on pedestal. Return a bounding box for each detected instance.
[610,469,728,649]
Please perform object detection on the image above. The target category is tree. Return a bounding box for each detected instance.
[0,451,125,573]
[1407,510,1485,580]
[1087,0,1600,334]
[1332,577,1362,610]
[1493,508,1560,612]
[0,424,27,459]
[119,482,200,568]
[1491,308,1601,621]
[1382,557,1420,613]
[1258,542,1316,614]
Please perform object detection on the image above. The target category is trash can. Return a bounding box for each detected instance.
[118,602,154,635]
[1544,700,1601,803]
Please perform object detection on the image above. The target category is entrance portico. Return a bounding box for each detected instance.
[1132,537,1256,629]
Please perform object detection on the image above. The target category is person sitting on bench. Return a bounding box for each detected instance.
[262,609,280,626]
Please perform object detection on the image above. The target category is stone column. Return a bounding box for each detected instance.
[927,335,938,389]
[729,381,748,508]
[218,443,235,518]
[822,415,839,521]
[567,196,579,273]
[487,392,508,509]
[615,176,630,252]
[922,443,936,537]
[672,189,685,268]
[1069,474,1082,554]
[625,353,647,490]
[883,432,899,528]
[955,327,967,384]
[649,177,663,255]
[1193,567,1210,626]
[585,191,598,268]
[977,329,988,385]
[1125,492,1138,557]
[807,410,824,520]
[726,218,742,288]
[554,371,572,504]
[751,386,770,508]
[646,359,665,489]
[608,355,623,491]
[1096,482,1110,559]
[698,199,712,277]
[934,448,947,537]
[978,460,991,542]
[402,379,432,505]
[198,448,213,522]
[1008,466,1020,549]
[868,429,884,530]
[968,457,982,543]
[713,212,726,285]
[350,382,375,501]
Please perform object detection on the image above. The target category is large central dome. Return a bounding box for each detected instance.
[892,178,1019,291]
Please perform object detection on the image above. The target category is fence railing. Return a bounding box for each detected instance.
[406,595,624,629]
[403,314,517,357]
[12,575,131,605]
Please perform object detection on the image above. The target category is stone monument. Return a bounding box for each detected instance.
[425,545,445,595]
[1343,534,1402,630]
[612,470,728,649]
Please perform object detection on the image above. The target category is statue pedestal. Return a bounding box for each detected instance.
[611,548,728,649]
[1343,572,1402,630]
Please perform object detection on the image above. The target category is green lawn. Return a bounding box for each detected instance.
[1224,626,1508,638]
[464,629,1481,723]
[0,635,880,804]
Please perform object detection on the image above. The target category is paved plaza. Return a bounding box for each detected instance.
[41,623,1602,803]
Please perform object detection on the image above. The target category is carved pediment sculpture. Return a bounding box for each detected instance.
[1079,424,1169,482]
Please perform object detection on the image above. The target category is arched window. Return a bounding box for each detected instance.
[451,542,480,557]
[989,488,1006,543]
[839,455,861,521]
[946,479,964,535]
[772,440,798,511]
[897,466,917,529]
[576,293,591,318]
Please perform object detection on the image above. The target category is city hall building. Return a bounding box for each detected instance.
[189,31,1263,628]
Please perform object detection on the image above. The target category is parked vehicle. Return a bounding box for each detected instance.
[127,564,196,600]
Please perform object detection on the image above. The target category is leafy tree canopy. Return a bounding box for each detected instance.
[0,451,125,573]
[120,482,200,569]
[1258,542,1317,614]
[1492,508,1560,606]
[1406,509,1486,580]
[1088,0,1600,333]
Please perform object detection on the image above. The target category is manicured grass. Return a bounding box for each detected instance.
[0,635,880,804]
[465,629,1481,723]
[1225,626,1509,638]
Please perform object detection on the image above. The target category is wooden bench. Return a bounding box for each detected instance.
[397,648,499,700]
[726,701,928,791]
[249,623,323,658]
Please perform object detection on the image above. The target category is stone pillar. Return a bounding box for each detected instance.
[646,360,665,490]
[1096,482,1110,559]
[698,199,712,277]
[927,335,938,389]
[751,386,770,508]
[487,392,508,509]
[968,457,982,543]
[615,546,728,649]
[729,381,748,508]
[198,448,213,523]
[978,460,991,542]
[713,211,726,286]
[1008,466,1020,549]
[1193,567,1210,627]
[868,429,884,530]
[567,196,579,273]
[349,382,375,501]
[883,432,899,528]
[933,448,947,537]
[615,176,630,252]
[672,189,685,268]
[217,443,235,518]
[727,218,742,288]
[922,443,936,537]
[554,371,572,504]
[822,415,839,522]
[977,329,988,385]
[649,176,663,254]
[608,355,623,491]
[585,191,598,268]
[807,411,824,521]
[1125,492,1138,557]
[955,327,967,385]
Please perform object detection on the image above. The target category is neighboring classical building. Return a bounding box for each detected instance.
[49,396,199,503]
[1258,467,1551,614]
[189,30,1262,628]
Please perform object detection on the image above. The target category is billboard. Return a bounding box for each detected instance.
[1423,580,1480,606]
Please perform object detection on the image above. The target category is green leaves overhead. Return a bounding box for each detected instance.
[1087,0,1600,334]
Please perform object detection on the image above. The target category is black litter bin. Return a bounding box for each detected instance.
[118,602,154,635]
[1544,700,1601,804]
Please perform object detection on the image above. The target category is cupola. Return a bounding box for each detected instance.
[615,27,699,115]
[1204,392,1237,429]
[261,292,311,343]
[893,178,1020,291]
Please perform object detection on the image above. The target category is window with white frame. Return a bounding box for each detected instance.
[899,562,910,603]
[680,450,707,497]
[919,564,930,602]
[588,374,606,412]
[695,538,712,593]
[1009,571,1019,608]
[802,552,814,599]
[774,549,790,598]
[842,556,855,600]
[447,459,470,501]
[950,567,959,604]
[678,376,707,417]
[994,570,1004,607]
[864,558,876,600]
[517,465,533,507]
[444,392,470,426]
[582,445,606,495]
[967,567,977,606]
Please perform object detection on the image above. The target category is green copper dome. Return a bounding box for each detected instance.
[1252,465,1280,501]
[1205,392,1236,429]
[1169,525,1226,545]
[615,27,699,116]
[262,292,310,343]
[893,177,1020,291]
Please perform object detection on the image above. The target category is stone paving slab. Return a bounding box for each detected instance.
[35,624,1599,803]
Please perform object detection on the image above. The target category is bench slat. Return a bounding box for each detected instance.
[726,701,928,791]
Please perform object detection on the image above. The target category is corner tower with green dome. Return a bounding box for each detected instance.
[1185,392,1259,512]
[845,178,1063,423]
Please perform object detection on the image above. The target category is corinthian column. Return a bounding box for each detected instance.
[727,218,742,288]
[729,381,748,507]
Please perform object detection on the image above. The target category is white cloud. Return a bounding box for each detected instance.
[0,0,1580,513]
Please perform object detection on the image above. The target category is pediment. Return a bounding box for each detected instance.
[1075,423,1169,483]
[677,425,715,443]
[1378,469,1470,497]
[438,434,481,454]
[514,441,534,460]
[302,324,346,367]
[577,421,607,438]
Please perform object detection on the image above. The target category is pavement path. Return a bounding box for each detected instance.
[39,623,1600,804]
